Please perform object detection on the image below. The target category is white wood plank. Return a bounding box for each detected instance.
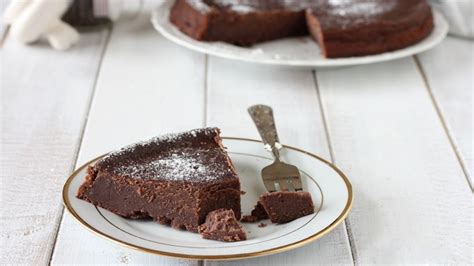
[205,57,354,265]
[50,13,204,265]
[0,30,109,264]
[417,37,473,188]
[316,58,472,264]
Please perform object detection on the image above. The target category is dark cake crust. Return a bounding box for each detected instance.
[77,128,241,232]
[170,0,434,57]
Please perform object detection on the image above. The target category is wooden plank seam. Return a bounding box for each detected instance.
[413,55,473,191]
[48,27,113,264]
[313,70,357,265]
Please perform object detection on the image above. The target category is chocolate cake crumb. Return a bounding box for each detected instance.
[240,215,258,223]
[241,200,270,223]
[251,201,269,220]
[240,191,246,195]
[243,191,314,224]
[199,209,247,242]
[258,223,267,228]
[259,191,314,224]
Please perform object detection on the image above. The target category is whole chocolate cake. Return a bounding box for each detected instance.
[170,0,434,58]
[77,128,241,232]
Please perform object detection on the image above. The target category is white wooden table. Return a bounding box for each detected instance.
[1,6,473,266]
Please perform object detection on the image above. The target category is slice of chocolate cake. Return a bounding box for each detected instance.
[259,191,314,224]
[199,209,247,242]
[77,128,241,232]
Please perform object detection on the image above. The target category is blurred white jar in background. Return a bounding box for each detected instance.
[63,0,144,28]
[429,0,473,39]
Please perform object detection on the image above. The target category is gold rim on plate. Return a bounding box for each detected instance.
[62,137,353,261]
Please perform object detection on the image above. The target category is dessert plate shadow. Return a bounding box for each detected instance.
[151,1,448,69]
[63,137,353,260]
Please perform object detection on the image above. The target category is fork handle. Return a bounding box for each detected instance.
[248,104,281,161]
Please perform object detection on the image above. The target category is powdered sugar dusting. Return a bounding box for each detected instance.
[186,0,399,17]
[186,0,212,13]
[327,0,397,17]
[114,150,227,182]
[96,128,235,183]
[227,4,255,13]
[327,0,350,5]
[190,0,311,14]
[194,0,259,13]
[105,128,209,159]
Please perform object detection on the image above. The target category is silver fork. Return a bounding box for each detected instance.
[248,104,303,192]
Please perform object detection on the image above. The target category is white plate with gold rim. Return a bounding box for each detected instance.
[151,1,448,69]
[63,137,352,260]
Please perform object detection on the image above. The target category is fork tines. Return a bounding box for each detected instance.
[263,175,303,192]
